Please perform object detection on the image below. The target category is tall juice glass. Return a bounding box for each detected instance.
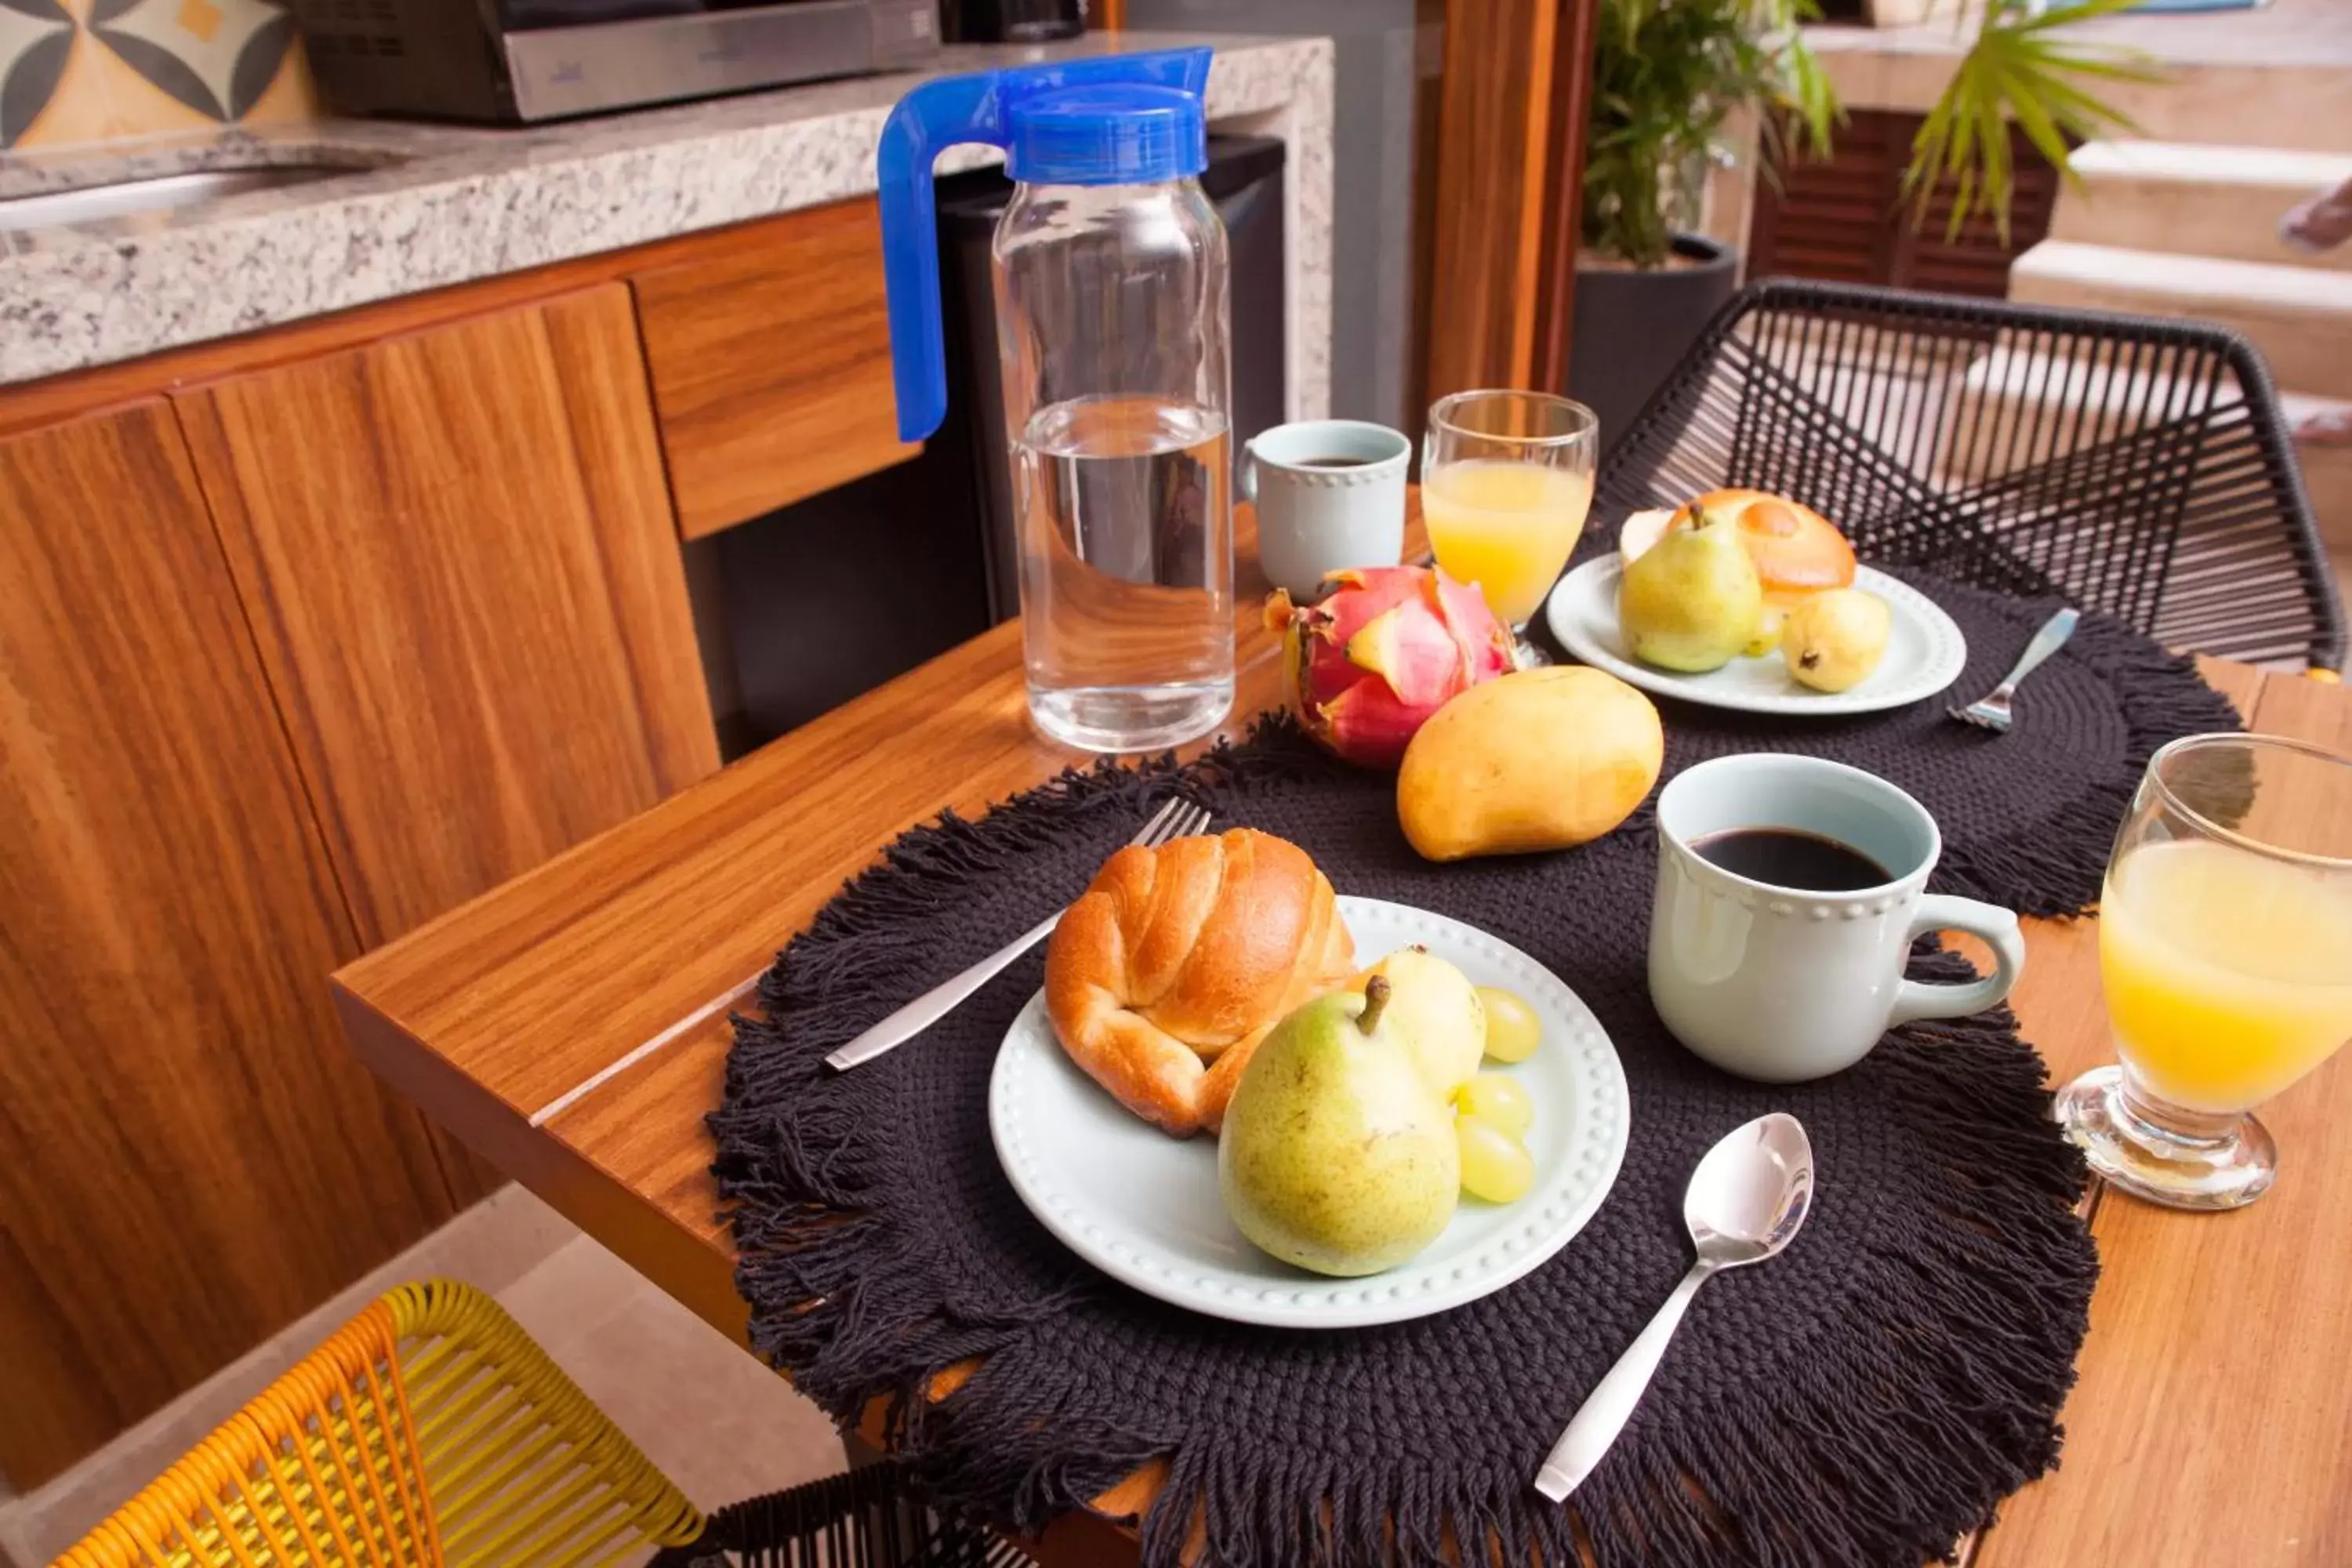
[1421,390,1598,665]
[2057,733,2352,1209]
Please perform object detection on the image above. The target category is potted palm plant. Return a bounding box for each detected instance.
[1570,0,2160,450]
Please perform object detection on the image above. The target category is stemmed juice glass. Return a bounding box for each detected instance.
[2057,733,2352,1209]
[1421,390,1598,666]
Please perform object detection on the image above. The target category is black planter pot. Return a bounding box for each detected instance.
[1567,234,1740,459]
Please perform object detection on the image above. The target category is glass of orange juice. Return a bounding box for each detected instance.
[1421,390,1599,665]
[2057,734,2352,1210]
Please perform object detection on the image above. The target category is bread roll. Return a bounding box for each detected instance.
[1692,487,1857,610]
[1044,826,1355,1137]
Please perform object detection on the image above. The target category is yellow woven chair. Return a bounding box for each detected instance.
[56,1279,703,1568]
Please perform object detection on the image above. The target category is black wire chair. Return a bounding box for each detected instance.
[653,1463,1039,1568]
[1598,278,2345,671]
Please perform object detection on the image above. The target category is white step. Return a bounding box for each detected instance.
[2288,394,2352,557]
[2053,142,2352,274]
[1939,345,2352,554]
[2009,241,2352,402]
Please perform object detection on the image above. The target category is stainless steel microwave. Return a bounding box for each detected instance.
[290,0,940,123]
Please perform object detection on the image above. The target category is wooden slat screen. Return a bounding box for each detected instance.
[1749,108,2061,299]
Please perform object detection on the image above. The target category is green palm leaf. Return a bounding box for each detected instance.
[1582,0,2165,267]
[1903,0,2169,244]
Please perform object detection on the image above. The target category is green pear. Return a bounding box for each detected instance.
[1358,946,1485,1097]
[1219,978,1461,1277]
[1617,503,1764,673]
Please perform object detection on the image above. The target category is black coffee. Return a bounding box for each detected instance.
[1294,456,1374,468]
[1693,828,1890,891]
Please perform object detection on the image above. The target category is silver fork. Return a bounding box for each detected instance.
[1948,607,2080,734]
[824,797,1212,1071]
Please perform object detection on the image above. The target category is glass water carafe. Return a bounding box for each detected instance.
[879,49,1234,752]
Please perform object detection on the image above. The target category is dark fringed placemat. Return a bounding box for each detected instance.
[712,577,2235,1567]
[1624,570,2241,916]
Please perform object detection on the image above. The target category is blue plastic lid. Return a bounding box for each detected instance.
[1007,84,1206,187]
[873,47,1214,444]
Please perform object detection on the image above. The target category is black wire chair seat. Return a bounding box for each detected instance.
[1597,278,2343,671]
[654,1462,1039,1568]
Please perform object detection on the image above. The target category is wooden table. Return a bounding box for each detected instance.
[334,535,2352,1566]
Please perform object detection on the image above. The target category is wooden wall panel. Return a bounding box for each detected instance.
[1423,0,1603,401]
[1425,0,1563,401]
[175,283,720,951]
[632,198,920,539]
[1533,0,1602,392]
[0,402,463,1486]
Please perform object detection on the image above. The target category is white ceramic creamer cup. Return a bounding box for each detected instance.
[1649,753,2027,1083]
[1242,419,1411,597]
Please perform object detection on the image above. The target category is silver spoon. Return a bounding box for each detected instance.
[1534,1112,1814,1501]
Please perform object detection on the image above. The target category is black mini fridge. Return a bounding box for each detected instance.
[708,132,1289,748]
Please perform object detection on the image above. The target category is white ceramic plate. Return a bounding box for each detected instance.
[1543,558,1969,717]
[989,898,1629,1329]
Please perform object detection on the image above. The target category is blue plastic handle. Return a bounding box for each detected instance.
[875,47,1214,444]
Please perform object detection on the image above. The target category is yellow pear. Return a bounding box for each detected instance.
[1783,589,1892,693]
[1617,505,1763,673]
[1220,979,1460,1276]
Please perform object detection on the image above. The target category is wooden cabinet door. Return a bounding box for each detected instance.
[176,284,721,950]
[0,401,466,1488]
[633,198,920,539]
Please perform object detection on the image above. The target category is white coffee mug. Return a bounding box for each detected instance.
[1241,419,1410,597]
[1649,753,2027,1083]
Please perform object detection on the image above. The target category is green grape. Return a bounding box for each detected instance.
[1454,1073,1534,1137]
[1476,986,1541,1063]
[1456,1113,1536,1203]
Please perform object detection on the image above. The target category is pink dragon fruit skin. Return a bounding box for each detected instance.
[1265,564,1515,768]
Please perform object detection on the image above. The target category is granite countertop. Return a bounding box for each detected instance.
[0,31,1333,388]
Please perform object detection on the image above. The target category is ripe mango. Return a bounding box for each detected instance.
[1396,667,1664,862]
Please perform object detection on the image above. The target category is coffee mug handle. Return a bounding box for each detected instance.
[1238,441,1258,505]
[1889,895,2026,1025]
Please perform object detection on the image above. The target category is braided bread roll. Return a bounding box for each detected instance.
[1044,826,1356,1137]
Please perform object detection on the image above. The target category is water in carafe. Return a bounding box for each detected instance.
[877,48,1236,753]
[1014,395,1232,750]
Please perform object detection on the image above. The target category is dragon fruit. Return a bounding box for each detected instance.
[1265,565,1516,768]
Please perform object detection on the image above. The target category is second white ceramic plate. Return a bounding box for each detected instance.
[989,897,1629,1330]
[1544,558,1969,717]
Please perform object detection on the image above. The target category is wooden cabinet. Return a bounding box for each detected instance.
[633,198,920,539]
[0,281,722,1490]
[176,285,720,947]
[0,402,468,1486]
[0,212,866,1490]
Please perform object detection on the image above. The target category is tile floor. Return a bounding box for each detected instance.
[0,1186,847,1565]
